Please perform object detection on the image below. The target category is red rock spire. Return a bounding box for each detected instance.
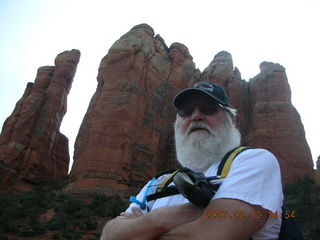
[200,51,313,182]
[0,49,80,192]
[67,24,199,195]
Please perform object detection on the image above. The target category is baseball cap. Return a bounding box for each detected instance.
[173,81,231,108]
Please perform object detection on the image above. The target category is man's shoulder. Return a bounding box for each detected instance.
[237,147,275,156]
[227,147,281,182]
[235,148,279,165]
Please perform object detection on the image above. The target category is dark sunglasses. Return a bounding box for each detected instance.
[177,103,224,118]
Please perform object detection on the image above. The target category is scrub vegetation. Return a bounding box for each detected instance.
[0,179,126,240]
[284,175,320,240]
[0,176,319,239]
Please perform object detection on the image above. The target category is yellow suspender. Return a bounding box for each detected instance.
[156,169,180,193]
[220,146,247,178]
[157,146,248,193]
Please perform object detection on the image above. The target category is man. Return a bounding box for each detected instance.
[101,81,283,240]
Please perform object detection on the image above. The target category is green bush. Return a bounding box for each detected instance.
[0,179,122,239]
[106,195,127,218]
[0,179,132,239]
[284,175,320,240]
[46,212,68,230]
[0,196,21,233]
[2,175,319,239]
[61,199,87,215]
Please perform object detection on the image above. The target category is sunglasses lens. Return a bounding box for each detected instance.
[200,105,219,115]
[177,108,193,117]
[177,104,220,117]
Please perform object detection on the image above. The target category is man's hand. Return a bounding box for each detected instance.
[100,203,204,240]
[117,207,143,218]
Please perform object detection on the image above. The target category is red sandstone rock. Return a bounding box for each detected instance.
[201,51,235,84]
[0,24,314,240]
[200,51,251,142]
[200,52,313,183]
[248,62,313,182]
[67,24,199,195]
[0,49,80,191]
[68,25,313,197]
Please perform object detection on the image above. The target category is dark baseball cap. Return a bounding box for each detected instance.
[173,81,231,108]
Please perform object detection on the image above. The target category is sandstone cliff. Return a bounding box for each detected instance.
[0,49,80,191]
[0,24,314,194]
[0,23,316,240]
[248,62,314,181]
[201,52,314,182]
[68,24,313,195]
[67,24,200,195]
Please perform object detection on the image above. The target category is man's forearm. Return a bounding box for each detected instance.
[101,215,165,240]
[158,199,269,240]
[100,203,203,240]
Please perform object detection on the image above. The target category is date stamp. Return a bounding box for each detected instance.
[204,210,296,220]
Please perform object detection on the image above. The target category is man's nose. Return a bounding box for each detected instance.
[191,106,204,121]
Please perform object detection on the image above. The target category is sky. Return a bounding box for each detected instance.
[0,0,319,171]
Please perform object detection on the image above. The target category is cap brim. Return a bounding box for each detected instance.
[173,88,224,108]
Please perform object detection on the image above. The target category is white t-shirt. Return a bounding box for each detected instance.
[126,148,284,240]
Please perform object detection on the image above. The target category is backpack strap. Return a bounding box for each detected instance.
[154,169,178,178]
[146,147,250,203]
[217,147,304,240]
[157,169,180,192]
[146,169,181,202]
[278,203,305,240]
[217,146,251,178]
[146,186,180,201]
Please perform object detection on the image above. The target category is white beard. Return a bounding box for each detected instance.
[174,115,241,172]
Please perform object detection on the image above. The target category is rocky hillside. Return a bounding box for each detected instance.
[0,24,315,196]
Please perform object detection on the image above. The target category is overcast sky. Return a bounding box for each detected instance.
[1,0,319,171]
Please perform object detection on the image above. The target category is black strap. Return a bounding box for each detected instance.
[278,203,305,240]
[147,147,250,203]
[146,186,180,201]
[154,169,177,178]
[217,146,251,176]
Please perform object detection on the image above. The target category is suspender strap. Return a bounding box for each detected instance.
[147,147,250,202]
[156,169,180,192]
[217,146,250,178]
[146,186,180,201]
[154,169,177,178]
[146,169,181,202]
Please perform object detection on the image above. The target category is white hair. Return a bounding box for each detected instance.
[224,107,237,117]
[174,111,241,172]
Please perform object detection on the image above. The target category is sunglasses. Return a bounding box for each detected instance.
[177,103,224,118]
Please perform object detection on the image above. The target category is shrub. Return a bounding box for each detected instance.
[1,180,129,239]
[89,194,127,218]
[284,175,320,240]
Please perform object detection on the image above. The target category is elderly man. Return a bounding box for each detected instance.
[101,81,283,240]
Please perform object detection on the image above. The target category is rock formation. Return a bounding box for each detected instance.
[68,24,313,196]
[201,51,251,140]
[201,52,314,182]
[0,23,315,240]
[0,24,313,194]
[0,49,80,191]
[67,24,200,195]
[248,62,313,182]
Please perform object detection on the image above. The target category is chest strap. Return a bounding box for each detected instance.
[145,146,250,203]
[217,146,250,178]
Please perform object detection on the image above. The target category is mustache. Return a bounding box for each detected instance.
[186,122,213,135]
